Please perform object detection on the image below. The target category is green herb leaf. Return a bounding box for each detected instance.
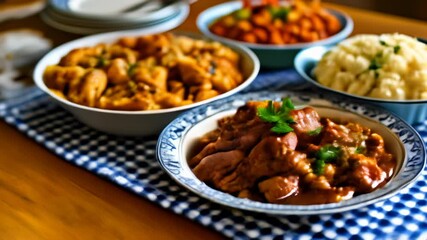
[369,58,382,71]
[313,145,342,175]
[96,56,108,68]
[257,98,295,134]
[233,8,251,20]
[354,146,365,154]
[268,6,290,20]
[307,126,323,136]
[380,39,401,54]
[257,101,279,122]
[128,63,137,76]
[394,45,401,54]
[369,52,383,70]
[379,40,389,46]
[313,158,326,175]
[128,81,138,93]
[271,121,294,134]
[318,145,341,162]
[281,97,295,113]
[374,71,380,79]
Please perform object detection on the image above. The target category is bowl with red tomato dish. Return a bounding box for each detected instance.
[197,0,353,69]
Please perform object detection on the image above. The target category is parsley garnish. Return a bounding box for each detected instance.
[271,121,294,133]
[307,126,323,136]
[268,6,290,20]
[313,145,341,175]
[379,39,401,54]
[128,63,137,76]
[128,81,138,93]
[233,8,251,20]
[96,56,108,68]
[313,159,325,176]
[374,71,380,79]
[257,98,295,134]
[354,146,365,154]
[369,53,383,71]
[393,45,401,54]
[379,40,389,46]
[369,60,382,70]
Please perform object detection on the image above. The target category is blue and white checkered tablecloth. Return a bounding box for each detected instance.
[1,69,426,239]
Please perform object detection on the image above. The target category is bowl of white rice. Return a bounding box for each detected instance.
[294,33,427,124]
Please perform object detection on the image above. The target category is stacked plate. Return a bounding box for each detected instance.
[41,0,190,34]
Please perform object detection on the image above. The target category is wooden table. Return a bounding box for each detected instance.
[0,1,426,239]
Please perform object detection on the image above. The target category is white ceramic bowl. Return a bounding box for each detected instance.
[197,1,353,69]
[157,90,426,215]
[294,43,427,124]
[33,30,260,136]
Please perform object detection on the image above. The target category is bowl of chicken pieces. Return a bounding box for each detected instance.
[33,30,259,136]
[157,90,426,215]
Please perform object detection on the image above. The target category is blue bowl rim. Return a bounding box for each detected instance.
[197,0,354,50]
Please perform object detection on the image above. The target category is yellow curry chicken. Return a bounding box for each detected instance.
[43,33,243,110]
[189,99,396,205]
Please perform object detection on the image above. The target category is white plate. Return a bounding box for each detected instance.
[43,7,181,27]
[41,2,189,34]
[48,0,182,22]
[156,91,426,215]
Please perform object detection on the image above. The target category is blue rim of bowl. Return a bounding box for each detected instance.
[197,1,354,50]
[294,40,427,104]
[156,90,426,215]
[33,31,260,115]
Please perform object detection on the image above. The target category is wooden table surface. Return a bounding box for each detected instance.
[0,1,426,239]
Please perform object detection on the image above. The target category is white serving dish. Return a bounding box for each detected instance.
[33,30,260,136]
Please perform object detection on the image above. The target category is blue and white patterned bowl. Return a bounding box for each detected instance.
[295,44,427,124]
[156,91,426,215]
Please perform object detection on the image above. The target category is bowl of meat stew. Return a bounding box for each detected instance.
[156,91,426,214]
[33,30,260,136]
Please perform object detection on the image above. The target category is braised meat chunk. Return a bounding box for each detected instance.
[189,99,396,205]
[218,133,303,192]
[258,176,299,203]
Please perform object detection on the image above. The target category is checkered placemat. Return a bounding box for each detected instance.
[1,69,426,239]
